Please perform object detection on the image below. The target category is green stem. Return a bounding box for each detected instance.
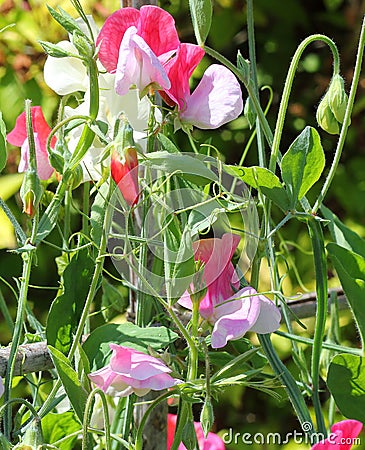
[82,181,90,238]
[135,391,177,450]
[313,16,365,213]
[307,217,327,435]
[3,213,38,438]
[269,34,339,172]
[82,389,111,450]
[247,0,266,167]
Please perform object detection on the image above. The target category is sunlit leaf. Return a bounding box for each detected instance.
[281,126,325,207]
[327,353,365,422]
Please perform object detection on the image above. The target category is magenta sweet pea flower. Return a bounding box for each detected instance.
[111,146,139,206]
[7,106,55,180]
[88,344,179,397]
[167,414,225,450]
[178,233,281,348]
[96,6,179,94]
[311,420,363,450]
[162,44,243,129]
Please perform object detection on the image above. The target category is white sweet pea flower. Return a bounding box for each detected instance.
[43,15,159,182]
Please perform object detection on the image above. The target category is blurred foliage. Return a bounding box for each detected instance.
[1,0,365,448]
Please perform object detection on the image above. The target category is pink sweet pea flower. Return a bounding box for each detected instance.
[111,146,139,206]
[7,106,55,180]
[178,233,240,319]
[167,414,225,450]
[178,233,281,348]
[162,44,243,129]
[88,344,179,397]
[96,6,180,94]
[311,420,363,450]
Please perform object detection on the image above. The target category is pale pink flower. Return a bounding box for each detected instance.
[114,26,170,96]
[167,414,225,450]
[178,233,281,348]
[311,420,363,450]
[162,44,243,129]
[88,344,179,397]
[210,286,281,348]
[7,106,55,180]
[96,6,179,94]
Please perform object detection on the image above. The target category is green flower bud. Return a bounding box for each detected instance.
[316,93,340,135]
[328,74,348,123]
[13,419,43,449]
[20,169,43,217]
[72,30,93,60]
[200,398,214,438]
[244,97,256,129]
[316,74,349,135]
[188,260,207,305]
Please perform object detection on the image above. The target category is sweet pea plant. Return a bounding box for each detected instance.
[1,0,365,449]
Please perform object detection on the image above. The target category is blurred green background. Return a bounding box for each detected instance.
[1,0,365,448]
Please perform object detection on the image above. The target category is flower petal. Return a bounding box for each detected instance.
[246,288,281,334]
[180,64,243,129]
[120,372,177,391]
[138,6,180,56]
[311,420,363,450]
[109,344,171,380]
[96,7,140,73]
[115,27,170,96]
[19,134,54,180]
[44,41,89,95]
[211,295,261,348]
[162,43,205,109]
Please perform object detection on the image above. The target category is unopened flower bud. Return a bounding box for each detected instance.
[20,169,43,217]
[316,74,348,135]
[111,118,139,206]
[316,94,339,135]
[200,398,214,438]
[13,419,43,449]
[72,30,93,59]
[328,74,348,123]
[189,260,207,305]
[244,97,256,129]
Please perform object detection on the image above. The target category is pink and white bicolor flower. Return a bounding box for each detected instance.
[96,5,180,95]
[178,233,281,348]
[311,420,363,449]
[88,344,180,397]
[162,44,244,130]
[7,106,55,180]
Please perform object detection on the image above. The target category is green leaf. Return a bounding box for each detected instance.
[48,346,89,423]
[327,353,365,422]
[143,152,218,185]
[47,5,84,35]
[38,41,71,58]
[224,165,289,211]
[157,134,179,154]
[0,112,7,173]
[101,277,128,321]
[281,126,325,206]
[327,243,365,345]
[189,0,212,45]
[83,323,179,371]
[46,249,95,353]
[322,205,365,258]
[42,412,81,450]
